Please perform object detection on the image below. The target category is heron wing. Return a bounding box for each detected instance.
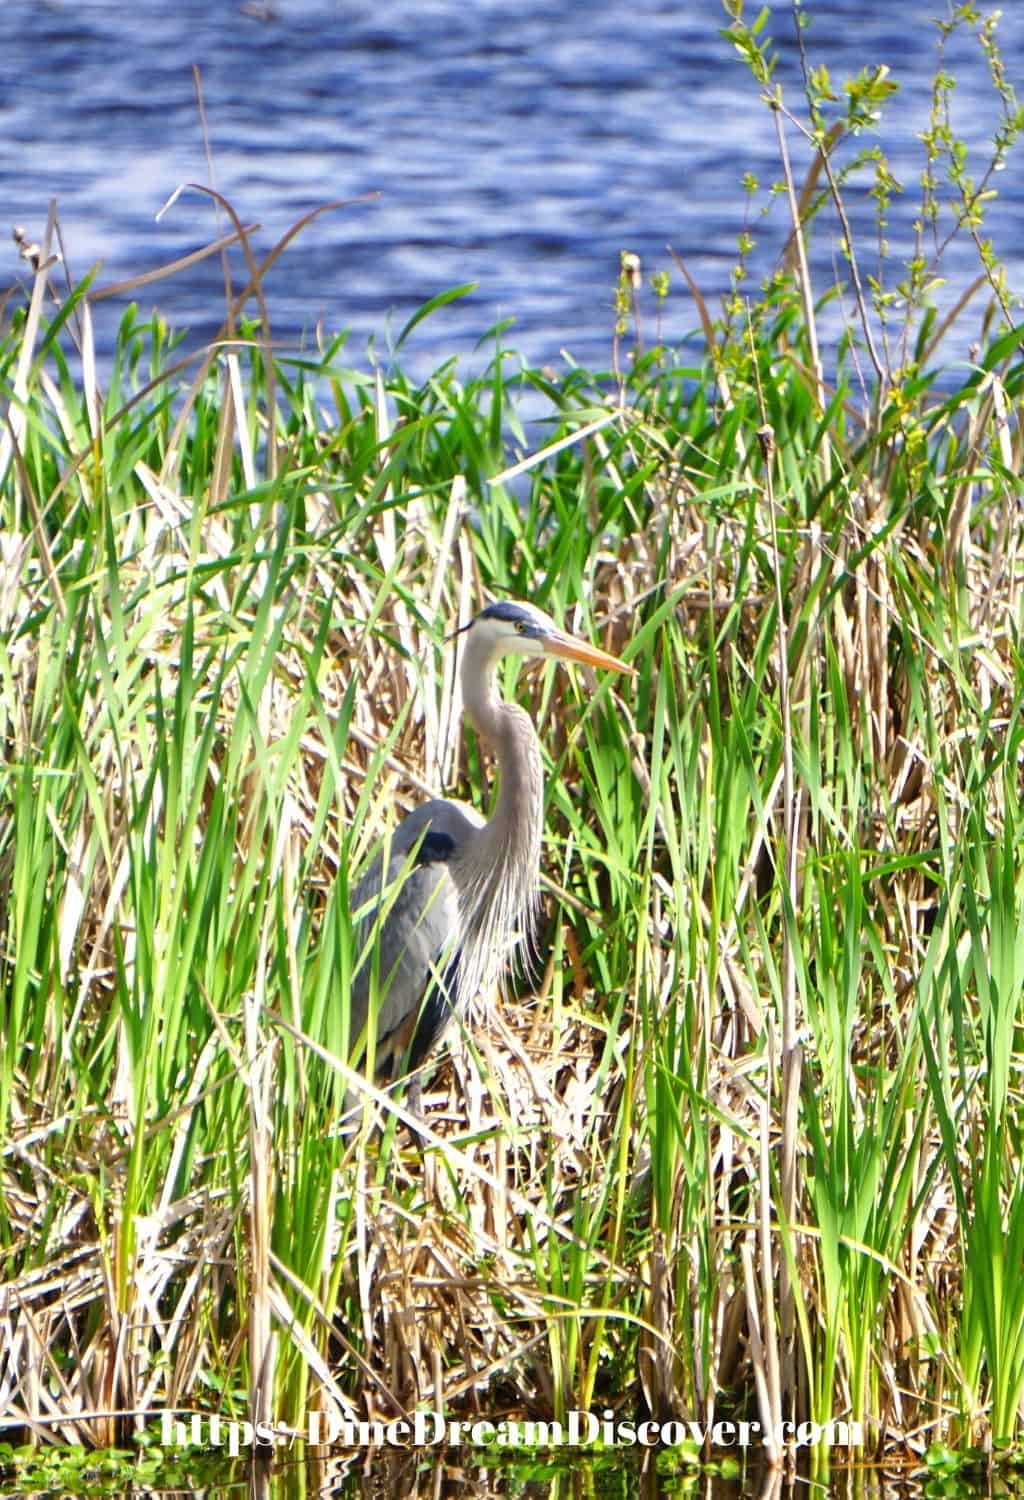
[348,799,483,1081]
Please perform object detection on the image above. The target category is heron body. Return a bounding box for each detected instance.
[347,600,631,1083]
[347,799,482,1081]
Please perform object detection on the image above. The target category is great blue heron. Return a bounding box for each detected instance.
[347,599,632,1084]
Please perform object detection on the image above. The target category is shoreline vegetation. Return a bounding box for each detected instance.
[4,0,1024,1483]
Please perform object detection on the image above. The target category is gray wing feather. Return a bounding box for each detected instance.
[347,799,483,1077]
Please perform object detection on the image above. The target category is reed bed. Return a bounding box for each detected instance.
[3,3,1024,1475]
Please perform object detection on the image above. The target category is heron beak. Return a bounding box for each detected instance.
[544,629,635,675]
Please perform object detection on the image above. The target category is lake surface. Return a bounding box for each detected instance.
[4,0,1024,375]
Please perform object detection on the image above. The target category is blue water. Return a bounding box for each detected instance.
[4,0,1023,375]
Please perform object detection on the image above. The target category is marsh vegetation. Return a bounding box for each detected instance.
[2,1,1024,1477]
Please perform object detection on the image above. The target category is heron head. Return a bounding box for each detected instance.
[468,599,633,674]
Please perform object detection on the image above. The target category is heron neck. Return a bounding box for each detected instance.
[460,630,511,744]
[449,631,545,1008]
[460,636,544,864]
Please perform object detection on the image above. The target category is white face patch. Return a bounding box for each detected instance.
[473,600,560,657]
